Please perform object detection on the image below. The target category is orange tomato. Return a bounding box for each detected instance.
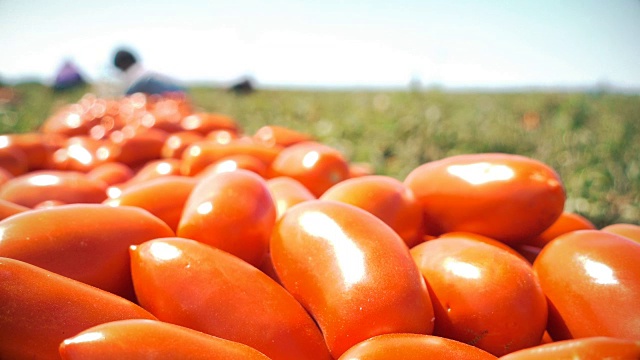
[411,237,548,356]
[404,153,565,245]
[253,125,313,147]
[601,223,640,244]
[320,175,425,247]
[0,170,107,207]
[270,200,434,358]
[105,176,196,232]
[0,257,156,360]
[534,230,640,341]
[0,144,28,176]
[50,136,115,172]
[498,337,640,360]
[196,154,268,178]
[180,112,240,135]
[0,198,28,221]
[130,237,332,360]
[180,139,281,176]
[526,211,596,248]
[59,319,271,360]
[127,158,182,185]
[0,133,61,171]
[268,141,350,197]
[86,162,134,186]
[0,204,174,300]
[109,126,168,167]
[266,176,316,219]
[437,231,529,263]
[177,169,276,267]
[338,333,498,360]
[161,130,204,159]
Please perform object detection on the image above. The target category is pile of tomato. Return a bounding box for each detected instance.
[1,92,639,360]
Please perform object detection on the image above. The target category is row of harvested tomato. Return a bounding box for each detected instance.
[0,93,639,359]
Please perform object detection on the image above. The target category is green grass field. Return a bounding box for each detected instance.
[1,82,639,228]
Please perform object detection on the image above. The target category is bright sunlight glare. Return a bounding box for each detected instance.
[447,163,515,185]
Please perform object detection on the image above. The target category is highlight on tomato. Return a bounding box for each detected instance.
[270,200,434,358]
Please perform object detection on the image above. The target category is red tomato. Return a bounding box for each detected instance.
[127,158,182,184]
[437,231,529,263]
[50,136,114,172]
[86,162,134,186]
[404,153,565,245]
[0,257,156,360]
[533,230,640,341]
[161,130,204,159]
[498,337,640,360]
[525,211,596,248]
[0,144,28,176]
[0,204,174,300]
[177,169,276,266]
[130,237,332,360]
[320,175,425,247]
[181,139,281,176]
[0,170,107,207]
[270,200,434,358]
[206,129,240,144]
[109,126,168,167]
[0,133,61,170]
[253,125,313,147]
[268,141,350,197]
[411,237,548,356]
[601,223,640,244]
[59,319,271,360]
[266,176,316,219]
[196,154,268,178]
[338,333,498,360]
[106,176,196,232]
[0,198,28,221]
[181,112,240,135]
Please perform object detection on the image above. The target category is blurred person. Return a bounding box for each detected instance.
[52,59,87,91]
[112,48,186,96]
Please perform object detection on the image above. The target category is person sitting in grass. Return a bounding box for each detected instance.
[113,48,186,96]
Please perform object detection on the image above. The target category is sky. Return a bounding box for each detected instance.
[1,0,639,90]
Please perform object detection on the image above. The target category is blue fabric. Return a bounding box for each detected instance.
[126,75,186,95]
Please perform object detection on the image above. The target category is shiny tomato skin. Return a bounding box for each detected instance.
[105,176,197,232]
[180,112,240,134]
[526,212,596,248]
[253,125,313,147]
[0,145,29,176]
[270,200,434,358]
[266,176,316,219]
[533,230,640,341]
[436,231,529,263]
[196,154,268,179]
[0,204,174,300]
[130,237,331,360]
[49,136,112,172]
[0,170,107,207]
[268,141,350,197]
[181,139,281,176]
[0,133,60,171]
[127,158,182,184]
[161,130,204,159]
[411,237,548,356]
[86,162,134,186]
[0,257,156,360]
[0,198,29,221]
[338,333,498,360]
[498,337,640,360]
[320,175,425,247]
[59,319,271,360]
[601,223,640,244]
[177,169,275,267]
[109,126,168,167]
[404,153,565,244]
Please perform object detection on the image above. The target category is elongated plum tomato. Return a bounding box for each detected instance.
[0,204,174,301]
[0,170,107,207]
[268,141,350,197]
[411,237,547,356]
[266,176,316,219]
[320,175,425,247]
[130,237,331,360]
[177,169,275,267]
[105,176,196,232]
[0,258,156,360]
[404,153,565,245]
[59,319,271,360]
[525,211,596,249]
[338,333,498,360]
[533,230,640,341]
[601,223,640,244]
[498,337,640,360]
[270,200,434,358]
